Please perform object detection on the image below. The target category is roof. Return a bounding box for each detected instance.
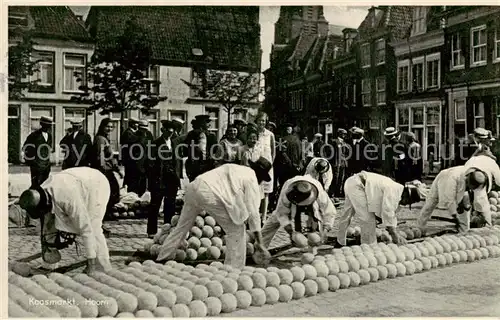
[357,6,413,41]
[9,6,92,43]
[86,6,261,72]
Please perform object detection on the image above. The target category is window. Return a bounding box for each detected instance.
[474,101,485,129]
[412,60,424,92]
[455,99,466,121]
[412,108,424,126]
[376,76,386,105]
[360,43,370,68]
[361,79,371,106]
[108,112,127,153]
[9,12,28,27]
[397,61,410,93]
[426,55,440,89]
[147,65,160,95]
[451,33,464,69]
[369,119,380,129]
[494,98,500,137]
[30,106,55,148]
[64,108,86,131]
[411,7,427,35]
[495,27,500,61]
[398,108,410,132]
[63,54,86,92]
[141,110,159,137]
[169,110,188,134]
[375,39,385,65]
[471,25,487,66]
[206,108,220,140]
[31,51,54,87]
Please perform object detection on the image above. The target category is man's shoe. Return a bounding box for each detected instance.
[102,228,111,238]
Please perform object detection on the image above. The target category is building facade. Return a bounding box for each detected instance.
[441,6,500,164]
[354,6,413,145]
[8,6,95,164]
[391,6,446,173]
[264,6,345,140]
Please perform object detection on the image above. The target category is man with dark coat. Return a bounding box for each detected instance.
[331,128,349,199]
[59,119,92,170]
[382,127,408,184]
[185,114,217,182]
[282,123,303,179]
[171,118,188,179]
[23,116,54,187]
[132,120,154,196]
[120,118,140,192]
[147,120,181,237]
[348,127,373,176]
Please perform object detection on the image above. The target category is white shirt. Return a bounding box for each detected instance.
[42,132,48,142]
[353,137,364,145]
[199,164,262,232]
[41,168,110,260]
[360,171,404,228]
[164,137,172,150]
[305,157,333,191]
[273,175,336,229]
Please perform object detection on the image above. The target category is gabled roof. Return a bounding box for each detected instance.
[9,6,92,43]
[357,6,413,41]
[86,6,261,72]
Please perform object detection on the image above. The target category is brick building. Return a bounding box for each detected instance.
[354,6,413,145]
[441,6,500,164]
[264,6,345,140]
[86,6,262,147]
[391,6,446,173]
[8,6,94,164]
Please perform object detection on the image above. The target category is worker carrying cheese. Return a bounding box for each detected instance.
[336,171,419,246]
[419,155,500,233]
[157,157,272,269]
[260,175,337,248]
[18,167,112,274]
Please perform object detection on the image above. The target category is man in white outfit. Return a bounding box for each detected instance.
[261,175,336,248]
[336,171,416,246]
[18,167,111,274]
[417,166,491,233]
[157,157,272,269]
[303,157,333,231]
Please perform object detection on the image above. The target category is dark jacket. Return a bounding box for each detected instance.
[120,128,139,165]
[89,135,119,173]
[283,134,303,169]
[349,138,373,174]
[331,138,349,167]
[185,129,217,178]
[148,136,180,192]
[135,128,154,173]
[60,130,92,169]
[23,129,52,169]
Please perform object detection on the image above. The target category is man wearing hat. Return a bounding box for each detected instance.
[417,161,497,234]
[266,121,277,133]
[22,116,54,188]
[261,175,336,248]
[470,127,497,160]
[157,157,272,269]
[282,123,303,178]
[17,167,112,274]
[312,133,325,158]
[337,171,416,246]
[59,119,92,170]
[132,120,154,196]
[233,119,248,145]
[185,114,218,181]
[331,128,349,200]
[120,118,140,192]
[348,126,372,176]
[382,127,405,182]
[147,120,181,237]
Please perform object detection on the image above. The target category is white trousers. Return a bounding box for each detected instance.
[261,211,283,248]
[336,175,377,245]
[88,180,111,271]
[157,179,247,269]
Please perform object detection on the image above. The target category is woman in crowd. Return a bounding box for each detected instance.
[216,125,243,166]
[89,118,122,222]
[254,112,276,223]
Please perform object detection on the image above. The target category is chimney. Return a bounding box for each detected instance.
[342,28,358,53]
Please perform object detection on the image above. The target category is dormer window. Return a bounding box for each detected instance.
[411,7,428,36]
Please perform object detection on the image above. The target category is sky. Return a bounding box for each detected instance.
[69,6,369,72]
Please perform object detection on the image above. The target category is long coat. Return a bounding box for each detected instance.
[148,136,180,193]
[23,129,52,169]
[60,130,92,169]
[185,129,217,180]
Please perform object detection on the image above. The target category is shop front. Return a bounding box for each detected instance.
[395,100,442,173]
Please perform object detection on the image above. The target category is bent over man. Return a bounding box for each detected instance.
[18,167,112,274]
[337,171,417,246]
[157,157,272,269]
